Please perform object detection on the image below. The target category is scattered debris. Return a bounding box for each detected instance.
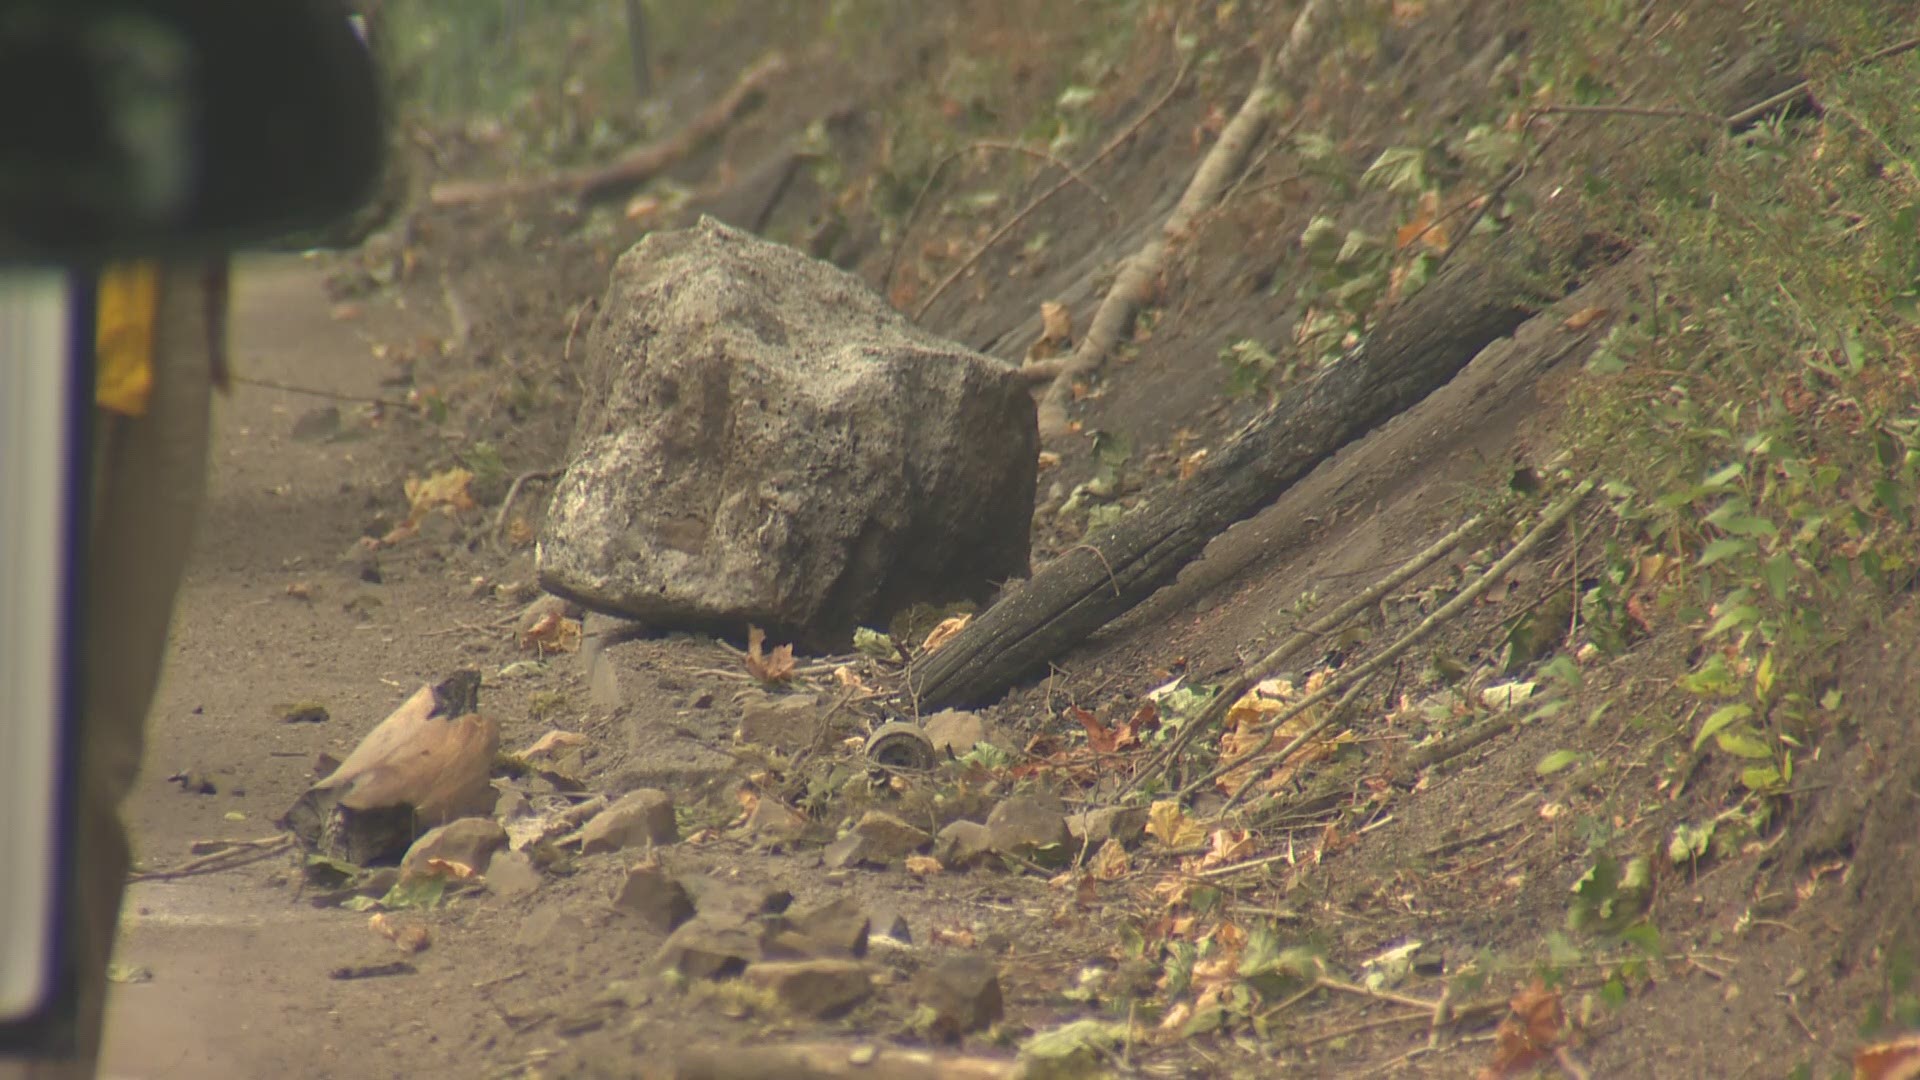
[743,959,874,1019]
[912,954,1004,1041]
[571,788,678,854]
[280,670,499,865]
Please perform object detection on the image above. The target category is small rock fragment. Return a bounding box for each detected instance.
[871,910,912,947]
[823,833,875,870]
[657,918,762,980]
[683,878,792,920]
[1066,806,1148,848]
[985,792,1070,863]
[922,709,989,756]
[743,959,873,1018]
[742,797,807,841]
[788,896,870,958]
[613,862,696,932]
[515,906,589,950]
[400,817,508,881]
[484,851,541,899]
[913,954,1003,1040]
[735,693,824,753]
[852,811,931,860]
[932,820,993,868]
[576,788,678,854]
[290,405,340,442]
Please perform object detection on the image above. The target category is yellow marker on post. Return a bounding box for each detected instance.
[93,262,160,416]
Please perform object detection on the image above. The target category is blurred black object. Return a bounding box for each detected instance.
[0,0,386,262]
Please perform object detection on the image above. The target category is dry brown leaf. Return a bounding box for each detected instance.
[423,857,477,880]
[920,614,972,655]
[1145,799,1208,850]
[1395,190,1450,253]
[744,625,796,683]
[503,516,536,548]
[1040,301,1072,345]
[1477,979,1565,1079]
[1090,838,1132,881]
[520,613,582,654]
[905,855,944,876]
[832,665,871,695]
[403,468,476,524]
[1857,1034,1920,1080]
[1562,306,1609,331]
[285,581,313,600]
[369,913,432,954]
[330,302,365,322]
[1179,449,1209,481]
[517,729,588,759]
[379,519,420,547]
[930,926,976,948]
[1037,450,1062,473]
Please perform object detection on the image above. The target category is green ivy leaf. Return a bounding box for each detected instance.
[1536,749,1584,776]
[1361,145,1427,194]
[1714,730,1774,760]
[1691,703,1751,751]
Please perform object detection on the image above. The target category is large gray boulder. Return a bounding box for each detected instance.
[538,217,1035,647]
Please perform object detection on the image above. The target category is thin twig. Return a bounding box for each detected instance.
[1131,514,1482,792]
[491,467,563,547]
[562,299,593,364]
[129,835,293,881]
[228,373,410,409]
[1180,480,1595,799]
[907,44,1193,317]
[1532,103,1720,122]
[1723,35,1920,129]
[1217,671,1378,813]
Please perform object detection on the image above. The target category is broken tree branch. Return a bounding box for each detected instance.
[1034,0,1331,439]
[1130,513,1484,792]
[1192,480,1594,803]
[429,53,789,207]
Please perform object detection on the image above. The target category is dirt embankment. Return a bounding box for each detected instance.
[103,2,1920,1077]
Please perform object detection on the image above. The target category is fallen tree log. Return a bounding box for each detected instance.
[908,46,1804,710]
[910,234,1564,708]
[429,52,788,208]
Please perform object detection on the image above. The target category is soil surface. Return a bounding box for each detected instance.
[92,4,1920,1077]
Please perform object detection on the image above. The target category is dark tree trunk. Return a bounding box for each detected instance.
[909,236,1576,707]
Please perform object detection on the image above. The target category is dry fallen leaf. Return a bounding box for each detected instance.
[832,665,872,695]
[905,855,944,876]
[423,858,477,880]
[1090,838,1132,881]
[929,926,976,948]
[517,729,588,759]
[1179,448,1209,481]
[503,516,536,548]
[369,913,432,954]
[1562,306,1609,331]
[520,613,582,654]
[744,625,796,683]
[1477,979,1565,1079]
[1037,450,1062,472]
[285,581,313,601]
[403,468,476,524]
[1395,190,1451,253]
[920,614,971,655]
[1856,1034,1920,1080]
[1040,301,1072,345]
[1145,799,1208,850]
